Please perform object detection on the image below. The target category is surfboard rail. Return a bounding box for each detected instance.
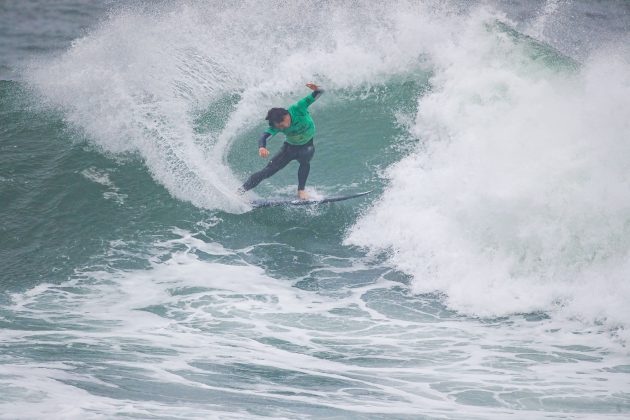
[251,190,373,209]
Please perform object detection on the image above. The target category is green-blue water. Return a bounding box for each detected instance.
[1,1,630,418]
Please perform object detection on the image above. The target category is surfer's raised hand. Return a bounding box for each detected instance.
[306,83,319,91]
[259,147,269,158]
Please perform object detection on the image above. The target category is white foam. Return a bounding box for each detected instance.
[347,10,630,339]
[3,229,628,418]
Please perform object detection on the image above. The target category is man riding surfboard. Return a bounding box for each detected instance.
[239,83,324,200]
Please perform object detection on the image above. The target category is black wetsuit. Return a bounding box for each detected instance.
[241,139,315,191]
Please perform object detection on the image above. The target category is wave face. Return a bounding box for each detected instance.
[26,0,447,212]
[22,0,630,368]
[346,9,630,335]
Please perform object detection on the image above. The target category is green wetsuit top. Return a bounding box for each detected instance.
[260,89,324,147]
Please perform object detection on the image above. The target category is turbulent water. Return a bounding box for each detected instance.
[1,0,630,418]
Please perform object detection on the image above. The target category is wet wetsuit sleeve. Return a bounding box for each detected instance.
[258,129,276,148]
[311,88,324,101]
[295,88,324,111]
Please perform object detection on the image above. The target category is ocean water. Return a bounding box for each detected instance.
[1,0,630,418]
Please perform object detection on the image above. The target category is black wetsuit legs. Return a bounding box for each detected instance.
[241,139,315,192]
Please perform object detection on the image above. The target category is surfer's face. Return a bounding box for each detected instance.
[274,114,291,129]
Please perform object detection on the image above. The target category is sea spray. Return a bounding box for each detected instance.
[26,1,445,212]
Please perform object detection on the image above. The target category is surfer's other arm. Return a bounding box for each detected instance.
[258,132,272,157]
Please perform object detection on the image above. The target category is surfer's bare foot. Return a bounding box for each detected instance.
[297,190,308,200]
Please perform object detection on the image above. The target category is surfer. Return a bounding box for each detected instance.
[239,83,324,200]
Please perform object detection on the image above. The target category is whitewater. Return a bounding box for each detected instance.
[1,0,629,418]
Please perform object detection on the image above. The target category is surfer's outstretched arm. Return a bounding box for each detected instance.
[298,83,324,109]
[307,83,324,100]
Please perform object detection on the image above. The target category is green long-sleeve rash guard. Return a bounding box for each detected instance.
[258,89,324,148]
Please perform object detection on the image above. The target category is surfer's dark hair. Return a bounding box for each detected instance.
[266,107,289,126]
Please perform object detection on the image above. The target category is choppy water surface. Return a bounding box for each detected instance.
[1,1,629,418]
